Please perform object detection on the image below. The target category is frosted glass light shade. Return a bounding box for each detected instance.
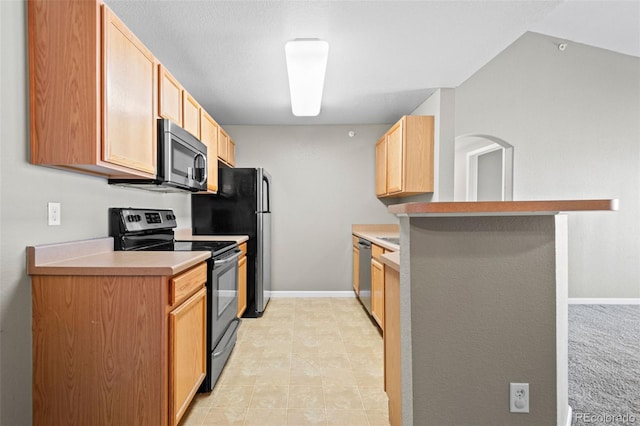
[285,39,329,117]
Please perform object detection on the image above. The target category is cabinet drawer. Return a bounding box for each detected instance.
[372,244,385,261]
[171,262,207,306]
[239,242,247,258]
[352,235,359,247]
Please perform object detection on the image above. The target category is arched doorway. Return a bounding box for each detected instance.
[454,134,514,201]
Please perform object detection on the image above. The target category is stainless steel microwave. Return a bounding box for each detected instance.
[109,119,207,192]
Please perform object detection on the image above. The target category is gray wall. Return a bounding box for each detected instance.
[226,124,396,293]
[455,32,640,298]
[406,215,566,425]
[0,3,191,424]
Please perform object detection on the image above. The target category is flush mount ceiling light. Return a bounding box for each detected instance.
[285,39,329,117]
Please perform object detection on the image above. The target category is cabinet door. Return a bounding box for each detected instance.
[169,287,207,426]
[353,245,360,295]
[371,258,384,330]
[375,137,387,196]
[102,7,157,175]
[200,111,219,192]
[218,128,229,163]
[159,65,183,125]
[183,92,200,139]
[238,255,247,317]
[228,139,236,167]
[384,267,401,425]
[386,121,404,194]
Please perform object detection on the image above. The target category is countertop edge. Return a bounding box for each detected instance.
[27,238,211,276]
[388,199,619,216]
[352,229,400,252]
[380,251,400,271]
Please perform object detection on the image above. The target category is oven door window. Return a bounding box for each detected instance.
[217,262,237,316]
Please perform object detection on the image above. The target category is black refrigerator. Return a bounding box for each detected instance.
[192,167,271,317]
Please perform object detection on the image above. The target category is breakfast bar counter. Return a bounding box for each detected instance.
[385,199,617,426]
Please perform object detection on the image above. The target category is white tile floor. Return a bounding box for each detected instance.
[179,297,390,426]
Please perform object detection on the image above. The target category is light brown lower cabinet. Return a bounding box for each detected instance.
[169,286,207,425]
[352,237,360,295]
[238,254,248,317]
[371,257,385,330]
[371,244,386,331]
[31,262,207,426]
[384,265,402,426]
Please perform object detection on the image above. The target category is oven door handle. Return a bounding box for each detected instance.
[213,317,240,358]
[215,249,242,265]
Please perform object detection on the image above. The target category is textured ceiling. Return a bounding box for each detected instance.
[105,0,640,126]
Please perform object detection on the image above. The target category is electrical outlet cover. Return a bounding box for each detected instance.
[48,202,61,226]
[510,383,529,413]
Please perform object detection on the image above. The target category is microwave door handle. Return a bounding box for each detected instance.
[192,152,207,185]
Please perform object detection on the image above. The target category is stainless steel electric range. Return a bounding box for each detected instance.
[109,207,241,392]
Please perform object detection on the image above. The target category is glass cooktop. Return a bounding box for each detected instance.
[173,240,237,256]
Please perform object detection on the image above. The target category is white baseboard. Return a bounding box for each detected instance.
[568,298,640,305]
[270,291,356,298]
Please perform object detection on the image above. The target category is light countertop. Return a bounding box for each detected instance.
[352,224,400,252]
[27,237,210,276]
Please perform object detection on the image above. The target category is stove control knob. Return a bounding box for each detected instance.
[135,215,142,222]
[126,215,134,222]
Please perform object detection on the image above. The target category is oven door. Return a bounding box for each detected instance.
[209,248,241,346]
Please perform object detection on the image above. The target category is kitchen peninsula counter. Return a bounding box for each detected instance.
[387,199,617,426]
[27,237,210,276]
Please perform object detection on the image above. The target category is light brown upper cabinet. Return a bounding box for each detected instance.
[183,93,201,139]
[29,1,157,179]
[159,65,183,125]
[103,7,158,175]
[375,115,434,197]
[218,127,236,167]
[375,136,387,196]
[200,110,219,193]
[228,140,236,167]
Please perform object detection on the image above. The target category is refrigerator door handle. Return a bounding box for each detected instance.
[262,174,271,213]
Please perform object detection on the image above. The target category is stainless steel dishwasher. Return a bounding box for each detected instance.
[358,238,372,314]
